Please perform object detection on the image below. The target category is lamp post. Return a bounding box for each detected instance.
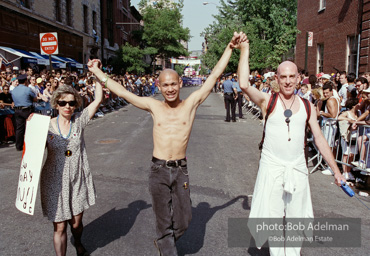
[202,2,218,6]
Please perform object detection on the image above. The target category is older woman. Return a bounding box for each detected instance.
[40,74,102,256]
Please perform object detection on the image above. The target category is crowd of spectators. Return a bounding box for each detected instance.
[0,66,161,145]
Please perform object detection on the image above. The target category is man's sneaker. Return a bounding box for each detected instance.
[321,167,334,176]
[359,160,366,169]
[95,112,104,118]
[352,160,366,169]
[343,172,355,181]
[351,161,359,167]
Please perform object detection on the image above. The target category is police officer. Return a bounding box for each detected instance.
[11,74,36,151]
[233,76,244,119]
[222,75,237,122]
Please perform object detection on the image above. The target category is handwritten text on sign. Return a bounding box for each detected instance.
[15,114,50,215]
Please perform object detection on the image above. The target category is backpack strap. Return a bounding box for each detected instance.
[299,97,311,147]
[259,93,278,150]
[300,97,311,124]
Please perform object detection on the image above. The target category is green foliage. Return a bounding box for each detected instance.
[113,43,148,75]
[174,64,185,76]
[140,0,190,63]
[202,0,299,71]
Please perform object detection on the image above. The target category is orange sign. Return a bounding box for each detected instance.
[40,32,58,55]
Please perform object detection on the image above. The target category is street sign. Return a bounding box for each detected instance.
[40,32,58,55]
[308,32,313,47]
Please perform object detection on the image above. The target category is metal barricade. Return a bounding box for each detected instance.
[308,118,338,174]
[309,118,370,185]
[244,101,261,120]
[338,124,370,177]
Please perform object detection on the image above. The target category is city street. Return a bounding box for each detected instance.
[1,86,369,256]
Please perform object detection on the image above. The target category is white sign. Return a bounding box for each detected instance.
[170,58,201,65]
[15,114,50,215]
[40,32,59,55]
[308,32,313,47]
[37,59,49,65]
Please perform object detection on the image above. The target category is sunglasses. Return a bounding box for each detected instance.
[57,100,77,107]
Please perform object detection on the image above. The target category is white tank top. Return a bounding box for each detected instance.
[263,97,307,162]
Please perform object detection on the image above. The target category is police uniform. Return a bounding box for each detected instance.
[223,79,236,122]
[10,74,36,151]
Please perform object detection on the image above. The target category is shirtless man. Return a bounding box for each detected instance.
[320,82,339,119]
[236,36,346,256]
[88,32,248,256]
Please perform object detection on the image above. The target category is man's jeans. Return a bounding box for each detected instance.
[149,161,192,256]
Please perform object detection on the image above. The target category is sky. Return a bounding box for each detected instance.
[130,0,222,51]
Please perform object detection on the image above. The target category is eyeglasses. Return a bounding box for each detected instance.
[57,100,77,107]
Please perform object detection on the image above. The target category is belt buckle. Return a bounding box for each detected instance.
[165,160,178,168]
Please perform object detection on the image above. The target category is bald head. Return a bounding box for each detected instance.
[277,61,298,75]
[275,61,298,96]
[159,69,179,83]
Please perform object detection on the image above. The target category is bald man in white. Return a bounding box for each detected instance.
[88,32,248,256]
[236,38,346,255]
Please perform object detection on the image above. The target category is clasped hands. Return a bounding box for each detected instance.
[230,32,249,49]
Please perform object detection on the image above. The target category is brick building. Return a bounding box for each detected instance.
[296,0,370,75]
[0,0,101,69]
[100,0,141,65]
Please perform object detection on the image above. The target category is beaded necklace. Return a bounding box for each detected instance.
[57,115,72,139]
[279,94,295,141]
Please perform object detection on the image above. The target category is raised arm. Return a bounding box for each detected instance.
[237,35,269,112]
[187,32,245,106]
[86,80,103,119]
[87,59,155,111]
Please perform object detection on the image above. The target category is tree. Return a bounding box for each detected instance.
[139,0,190,70]
[202,0,299,71]
[174,64,185,76]
[112,43,148,75]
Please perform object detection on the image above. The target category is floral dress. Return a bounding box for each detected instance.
[40,108,96,222]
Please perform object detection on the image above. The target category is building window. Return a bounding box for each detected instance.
[319,0,326,10]
[20,0,31,9]
[107,0,114,47]
[347,35,358,74]
[56,0,62,22]
[66,0,72,26]
[83,5,88,33]
[317,44,324,73]
[93,11,97,31]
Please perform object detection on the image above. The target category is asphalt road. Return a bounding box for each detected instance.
[0,86,369,256]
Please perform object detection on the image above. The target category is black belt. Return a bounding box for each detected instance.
[224,92,233,95]
[152,156,187,168]
[14,106,32,110]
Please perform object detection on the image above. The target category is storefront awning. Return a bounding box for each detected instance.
[0,46,81,69]
[28,51,65,68]
[0,46,38,64]
[52,56,84,69]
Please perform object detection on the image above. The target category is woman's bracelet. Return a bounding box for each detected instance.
[101,75,109,88]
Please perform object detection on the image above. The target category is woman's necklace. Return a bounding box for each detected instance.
[57,115,72,139]
[279,94,295,141]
